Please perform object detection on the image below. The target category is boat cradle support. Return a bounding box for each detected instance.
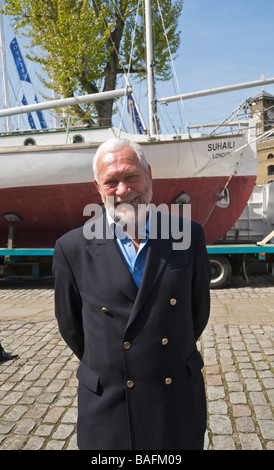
[0,248,54,279]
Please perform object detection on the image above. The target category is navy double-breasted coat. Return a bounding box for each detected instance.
[53,211,211,450]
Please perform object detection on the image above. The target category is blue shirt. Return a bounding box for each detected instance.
[106,209,150,288]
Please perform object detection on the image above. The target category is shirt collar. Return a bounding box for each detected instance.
[106,205,151,240]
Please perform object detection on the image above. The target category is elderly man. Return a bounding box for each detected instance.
[53,138,211,451]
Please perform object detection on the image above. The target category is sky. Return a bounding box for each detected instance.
[156,0,274,132]
[1,0,274,134]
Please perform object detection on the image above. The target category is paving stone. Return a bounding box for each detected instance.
[225,372,240,382]
[52,424,75,440]
[244,378,262,391]
[46,379,66,393]
[241,369,256,378]
[0,421,15,434]
[34,424,54,437]
[23,436,45,450]
[229,391,247,404]
[227,381,243,392]
[4,405,28,421]
[207,386,226,400]
[266,389,274,404]
[43,407,65,423]
[45,439,65,450]
[1,392,23,405]
[249,391,268,406]
[206,375,222,386]
[261,378,274,389]
[0,434,27,450]
[239,433,263,450]
[37,393,57,404]
[232,405,252,417]
[209,415,233,435]
[258,420,274,440]
[66,432,78,450]
[253,405,273,419]
[235,417,255,432]
[14,419,36,435]
[24,404,49,419]
[212,435,236,450]
[208,401,228,415]
[61,407,78,424]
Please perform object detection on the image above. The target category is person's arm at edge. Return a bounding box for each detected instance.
[52,240,84,360]
[191,223,211,341]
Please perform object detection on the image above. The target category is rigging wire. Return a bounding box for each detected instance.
[119,0,142,135]
[92,0,138,134]
[155,0,187,134]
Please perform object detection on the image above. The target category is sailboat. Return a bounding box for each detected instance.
[0,2,273,250]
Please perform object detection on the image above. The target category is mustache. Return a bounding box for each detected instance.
[114,195,139,205]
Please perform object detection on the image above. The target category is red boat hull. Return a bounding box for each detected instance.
[0,174,256,248]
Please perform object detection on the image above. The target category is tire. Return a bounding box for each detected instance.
[209,255,232,289]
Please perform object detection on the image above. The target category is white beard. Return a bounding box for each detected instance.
[103,181,152,239]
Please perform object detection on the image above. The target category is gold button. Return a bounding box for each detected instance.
[165,377,172,385]
[124,341,131,350]
[170,298,177,306]
[126,380,135,388]
[101,307,110,313]
[162,338,168,345]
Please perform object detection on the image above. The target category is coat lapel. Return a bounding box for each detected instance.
[86,214,138,303]
[86,211,173,329]
[125,211,173,331]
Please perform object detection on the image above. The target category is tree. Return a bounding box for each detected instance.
[2,0,183,127]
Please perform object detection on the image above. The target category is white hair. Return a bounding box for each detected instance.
[92,138,148,180]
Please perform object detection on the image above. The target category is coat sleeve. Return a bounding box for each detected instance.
[52,240,84,360]
[191,223,211,341]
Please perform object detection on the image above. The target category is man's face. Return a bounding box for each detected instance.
[94,146,152,228]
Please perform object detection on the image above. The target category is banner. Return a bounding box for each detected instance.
[10,37,31,83]
[34,95,47,129]
[127,94,144,135]
[22,95,36,129]
[11,37,47,129]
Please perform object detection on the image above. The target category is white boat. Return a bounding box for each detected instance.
[0,2,273,249]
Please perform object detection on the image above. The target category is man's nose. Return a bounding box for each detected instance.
[116,181,130,196]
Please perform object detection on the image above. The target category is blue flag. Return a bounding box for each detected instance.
[127,94,144,135]
[34,95,47,129]
[22,95,36,129]
[10,37,31,83]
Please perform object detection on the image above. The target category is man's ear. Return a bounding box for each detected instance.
[94,179,101,195]
[147,164,152,182]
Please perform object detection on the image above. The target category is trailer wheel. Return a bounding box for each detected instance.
[209,255,232,289]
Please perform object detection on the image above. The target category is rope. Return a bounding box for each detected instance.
[202,149,244,229]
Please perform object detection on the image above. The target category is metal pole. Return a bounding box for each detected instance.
[0,11,11,131]
[145,0,156,135]
[158,77,274,104]
[0,87,130,118]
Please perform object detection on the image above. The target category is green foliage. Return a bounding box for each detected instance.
[2,0,183,125]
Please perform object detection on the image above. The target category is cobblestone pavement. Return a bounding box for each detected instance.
[0,274,273,451]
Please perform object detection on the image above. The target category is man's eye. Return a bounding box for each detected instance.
[126,175,138,182]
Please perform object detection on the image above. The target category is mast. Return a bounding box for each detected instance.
[145,0,157,135]
[0,10,11,131]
